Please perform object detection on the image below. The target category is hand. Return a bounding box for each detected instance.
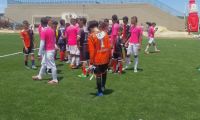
[25,47,28,52]
[89,65,95,70]
[138,45,141,51]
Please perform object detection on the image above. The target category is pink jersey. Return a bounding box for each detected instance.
[111,23,120,44]
[65,25,79,46]
[129,25,142,44]
[148,26,155,38]
[41,27,56,51]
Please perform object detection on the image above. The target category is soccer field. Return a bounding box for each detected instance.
[1,33,200,120]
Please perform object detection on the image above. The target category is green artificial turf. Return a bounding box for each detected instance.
[1,33,200,120]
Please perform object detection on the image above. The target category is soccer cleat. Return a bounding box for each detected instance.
[32,76,42,81]
[48,80,58,85]
[66,60,70,64]
[134,69,138,73]
[155,49,160,52]
[31,65,37,69]
[97,92,104,97]
[71,65,78,69]
[122,66,128,71]
[145,51,149,54]
[78,74,87,78]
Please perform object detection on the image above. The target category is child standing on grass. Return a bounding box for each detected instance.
[32,17,58,85]
[20,20,36,69]
[144,22,160,54]
[57,19,66,62]
[88,21,111,96]
[112,28,123,74]
[122,16,131,70]
[65,17,80,69]
[127,16,143,73]
[77,17,90,78]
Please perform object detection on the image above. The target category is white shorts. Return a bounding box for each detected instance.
[148,38,155,44]
[69,45,80,55]
[127,43,140,56]
[41,51,56,69]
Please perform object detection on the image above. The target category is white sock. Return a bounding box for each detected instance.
[71,56,75,65]
[126,57,130,66]
[38,65,47,78]
[145,45,149,52]
[154,46,158,51]
[76,56,80,66]
[51,67,58,81]
[68,55,71,61]
[134,56,138,70]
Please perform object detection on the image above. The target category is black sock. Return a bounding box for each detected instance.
[25,61,28,66]
[102,73,107,88]
[96,76,102,93]
[32,60,35,66]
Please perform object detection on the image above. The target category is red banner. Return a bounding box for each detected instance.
[188,0,199,32]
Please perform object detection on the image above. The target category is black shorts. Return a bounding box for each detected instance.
[80,45,89,61]
[112,52,122,60]
[23,47,34,55]
[94,64,108,75]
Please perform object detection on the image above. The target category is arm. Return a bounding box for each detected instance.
[20,32,28,51]
[88,35,95,65]
[38,40,45,56]
[138,30,143,51]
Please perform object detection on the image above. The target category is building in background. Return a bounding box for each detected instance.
[5,0,185,31]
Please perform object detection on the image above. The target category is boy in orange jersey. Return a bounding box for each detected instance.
[20,20,36,69]
[88,21,111,96]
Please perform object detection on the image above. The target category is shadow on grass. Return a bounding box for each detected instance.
[57,63,64,67]
[126,67,144,72]
[90,89,114,96]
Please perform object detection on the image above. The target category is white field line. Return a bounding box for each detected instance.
[0,48,39,58]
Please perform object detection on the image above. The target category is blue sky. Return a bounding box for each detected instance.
[0,0,198,14]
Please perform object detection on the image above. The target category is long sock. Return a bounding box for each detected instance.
[68,55,71,62]
[134,56,138,70]
[102,73,107,88]
[126,57,130,66]
[71,56,75,66]
[119,61,123,73]
[82,66,87,75]
[145,45,149,52]
[31,60,35,66]
[76,56,80,66]
[96,76,102,93]
[38,65,47,78]
[51,67,58,81]
[60,51,64,61]
[112,60,117,72]
[154,45,158,51]
[25,60,28,66]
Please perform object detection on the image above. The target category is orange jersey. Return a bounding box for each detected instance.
[88,32,111,65]
[20,29,30,48]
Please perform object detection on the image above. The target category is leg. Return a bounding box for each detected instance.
[46,51,58,83]
[24,55,28,67]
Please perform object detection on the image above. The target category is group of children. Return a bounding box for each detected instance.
[20,15,160,96]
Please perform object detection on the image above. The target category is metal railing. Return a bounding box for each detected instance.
[7,0,184,16]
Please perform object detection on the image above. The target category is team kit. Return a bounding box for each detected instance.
[20,15,160,96]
